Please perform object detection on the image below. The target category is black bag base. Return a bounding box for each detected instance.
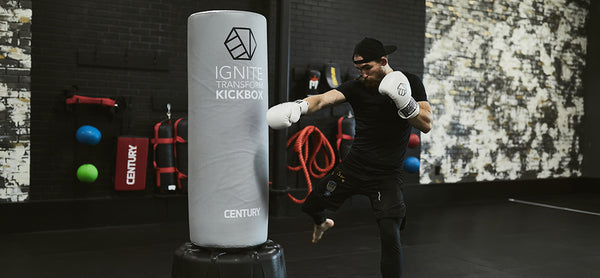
[171,240,287,278]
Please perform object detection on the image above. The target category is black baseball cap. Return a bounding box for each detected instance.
[352,37,397,64]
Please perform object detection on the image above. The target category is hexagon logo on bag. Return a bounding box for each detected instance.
[224,27,257,60]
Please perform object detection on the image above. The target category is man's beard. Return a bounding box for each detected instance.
[360,70,386,90]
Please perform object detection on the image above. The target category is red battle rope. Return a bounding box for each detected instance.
[286,126,336,204]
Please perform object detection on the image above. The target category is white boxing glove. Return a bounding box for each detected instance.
[378,71,420,119]
[266,100,309,129]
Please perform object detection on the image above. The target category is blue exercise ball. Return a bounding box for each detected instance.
[403,156,420,173]
[76,125,101,145]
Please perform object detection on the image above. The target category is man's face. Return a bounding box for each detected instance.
[353,55,387,89]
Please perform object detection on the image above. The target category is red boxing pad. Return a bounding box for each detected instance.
[115,137,149,191]
[408,133,420,148]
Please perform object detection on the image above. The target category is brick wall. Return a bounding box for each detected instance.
[8,0,594,203]
[421,0,589,183]
[285,0,427,188]
[288,0,425,86]
[30,0,269,201]
[0,0,32,202]
[27,0,423,201]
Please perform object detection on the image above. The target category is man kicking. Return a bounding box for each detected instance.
[267,37,433,278]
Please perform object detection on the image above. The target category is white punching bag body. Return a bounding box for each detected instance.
[187,10,269,248]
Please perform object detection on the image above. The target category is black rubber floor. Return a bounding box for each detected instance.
[2,191,600,278]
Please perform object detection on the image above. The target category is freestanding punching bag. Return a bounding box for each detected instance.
[188,9,269,248]
[172,10,285,278]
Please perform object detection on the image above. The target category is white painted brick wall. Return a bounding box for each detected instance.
[0,1,31,202]
[421,0,588,183]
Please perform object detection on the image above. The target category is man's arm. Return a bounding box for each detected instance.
[266,89,346,129]
[378,71,432,133]
[407,101,432,133]
[303,89,346,114]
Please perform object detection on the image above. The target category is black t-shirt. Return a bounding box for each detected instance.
[336,71,428,176]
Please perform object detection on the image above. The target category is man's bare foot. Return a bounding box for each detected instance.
[312,218,334,243]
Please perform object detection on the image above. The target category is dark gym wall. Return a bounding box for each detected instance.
[281,0,426,193]
[288,0,426,84]
[26,0,424,202]
[583,1,600,178]
[30,0,270,201]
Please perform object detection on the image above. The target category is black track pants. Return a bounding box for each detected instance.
[378,217,403,278]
